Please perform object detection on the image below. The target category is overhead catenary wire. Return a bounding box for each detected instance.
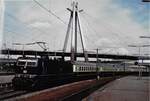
[4,28,41,47]
[78,13,101,48]
[4,29,29,49]
[79,13,118,49]
[33,0,74,51]
[4,13,51,50]
[81,11,132,47]
[4,27,32,41]
[5,12,51,42]
[4,31,49,51]
[33,0,67,25]
[32,0,89,51]
[78,12,136,55]
[32,1,142,54]
[33,0,124,52]
[4,0,79,52]
[5,0,136,54]
[81,12,123,44]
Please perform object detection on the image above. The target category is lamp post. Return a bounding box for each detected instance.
[91,48,102,80]
[140,36,150,56]
[128,45,143,78]
[128,44,150,78]
[140,36,150,73]
[96,49,100,79]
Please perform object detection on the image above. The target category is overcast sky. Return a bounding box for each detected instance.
[1,0,150,55]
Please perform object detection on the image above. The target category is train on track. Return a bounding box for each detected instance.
[12,56,148,90]
[12,56,100,90]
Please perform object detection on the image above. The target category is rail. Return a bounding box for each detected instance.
[0,90,27,100]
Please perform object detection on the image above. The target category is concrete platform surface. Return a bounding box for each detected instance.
[83,76,150,101]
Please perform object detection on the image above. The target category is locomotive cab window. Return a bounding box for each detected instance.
[27,62,37,66]
[17,59,38,67]
[17,61,26,66]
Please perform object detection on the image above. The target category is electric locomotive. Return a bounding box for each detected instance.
[12,55,100,90]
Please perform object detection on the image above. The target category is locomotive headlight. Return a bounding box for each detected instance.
[23,70,27,74]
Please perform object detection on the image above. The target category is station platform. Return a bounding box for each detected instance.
[83,76,150,101]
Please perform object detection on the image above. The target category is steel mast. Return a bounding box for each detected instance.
[63,1,88,62]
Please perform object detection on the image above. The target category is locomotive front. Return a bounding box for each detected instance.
[12,57,39,90]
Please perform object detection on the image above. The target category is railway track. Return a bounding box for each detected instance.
[12,77,116,101]
[0,89,14,95]
[0,82,12,89]
[0,77,118,101]
[0,90,27,101]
